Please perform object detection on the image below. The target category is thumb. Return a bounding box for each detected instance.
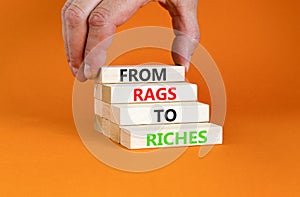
[160,0,200,71]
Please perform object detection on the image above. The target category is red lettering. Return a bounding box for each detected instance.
[144,88,155,101]
[134,88,143,101]
[133,87,177,102]
[168,87,176,100]
[156,88,167,100]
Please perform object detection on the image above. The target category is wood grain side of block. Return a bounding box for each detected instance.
[94,83,102,99]
[95,65,185,84]
[95,116,110,137]
[94,82,198,104]
[109,121,120,143]
[94,99,115,121]
[94,84,112,102]
[102,85,111,103]
[95,115,120,143]
[120,123,222,149]
[94,114,102,133]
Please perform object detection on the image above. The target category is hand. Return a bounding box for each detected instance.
[62,0,200,82]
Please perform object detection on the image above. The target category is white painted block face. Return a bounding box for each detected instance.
[95,99,210,125]
[94,82,198,104]
[120,123,222,149]
[96,65,185,84]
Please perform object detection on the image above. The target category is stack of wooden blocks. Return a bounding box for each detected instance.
[94,65,222,149]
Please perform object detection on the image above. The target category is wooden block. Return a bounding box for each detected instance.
[94,114,102,133]
[120,123,222,149]
[95,100,209,125]
[96,65,185,84]
[109,121,120,143]
[94,100,113,121]
[94,82,197,104]
[94,84,102,100]
[95,116,110,137]
[95,116,120,142]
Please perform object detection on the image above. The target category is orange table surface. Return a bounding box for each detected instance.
[0,0,299,196]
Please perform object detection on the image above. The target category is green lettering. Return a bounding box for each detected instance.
[189,131,198,144]
[175,132,187,145]
[147,134,157,146]
[157,133,163,146]
[164,132,174,145]
[198,130,207,143]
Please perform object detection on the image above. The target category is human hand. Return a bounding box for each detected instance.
[62,0,200,82]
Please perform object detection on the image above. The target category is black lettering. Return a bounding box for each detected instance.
[120,69,127,82]
[153,68,166,81]
[140,69,151,81]
[154,109,164,122]
[165,109,177,122]
[129,69,138,81]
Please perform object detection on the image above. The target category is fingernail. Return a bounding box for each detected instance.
[71,67,79,75]
[84,64,92,79]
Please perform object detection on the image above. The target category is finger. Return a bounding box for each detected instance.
[63,0,103,81]
[62,0,86,81]
[159,0,200,71]
[84,0,151,79]
[61,0,73,73]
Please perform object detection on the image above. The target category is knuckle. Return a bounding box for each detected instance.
[65,4,86,27]
[61,1,71,17]
[89,7,112,27]
[69,58,82,68]
[191,30,200,42]
[187,25,200,43]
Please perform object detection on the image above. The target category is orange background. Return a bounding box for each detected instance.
[0,0,299,196]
